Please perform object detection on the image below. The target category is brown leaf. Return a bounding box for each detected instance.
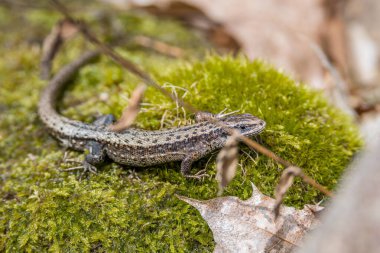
[108,84,147,132]
[215,134,239,196]
[274,166,302,219]
[177,182,322,253]
[129,0,341,89]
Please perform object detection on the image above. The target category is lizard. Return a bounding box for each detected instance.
[38,51,266,177]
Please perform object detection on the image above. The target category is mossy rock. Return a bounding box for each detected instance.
[0,5,361,253]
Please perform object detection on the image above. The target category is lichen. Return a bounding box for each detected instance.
[0,5,362,252]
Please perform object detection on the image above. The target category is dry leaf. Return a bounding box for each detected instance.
[215,134,239,196]
[108,84,147,131]
[129,1,240,53]
[127,0,347,89]
[274,166,302,218]
[177,182,323,253]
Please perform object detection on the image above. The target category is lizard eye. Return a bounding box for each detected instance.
[240,125,246,130]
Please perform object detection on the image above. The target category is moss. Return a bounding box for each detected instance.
[0,5,361,253]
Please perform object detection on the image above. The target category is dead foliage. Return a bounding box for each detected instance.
[177,182,323,253]
[108,84,147,132]
[215,134,239,196]
[274,166,302,219]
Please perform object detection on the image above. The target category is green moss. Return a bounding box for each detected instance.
[0,4,361,253]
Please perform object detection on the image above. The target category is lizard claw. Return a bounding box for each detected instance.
[184,169,209,180]
[59,161,97,180]
[83,161,98,174]
[78,161,97,180]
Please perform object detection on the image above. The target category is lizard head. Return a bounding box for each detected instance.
[220,113,266,137]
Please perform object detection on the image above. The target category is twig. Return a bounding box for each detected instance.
[40,19,79,79]
[133,35,185,58]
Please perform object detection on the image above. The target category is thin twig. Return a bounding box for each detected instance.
[133,35,185,58]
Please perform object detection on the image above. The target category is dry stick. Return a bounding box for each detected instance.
[133,35,185,58]
[40,22,63,80]
[40,19,79,79]
[49,0,333,198]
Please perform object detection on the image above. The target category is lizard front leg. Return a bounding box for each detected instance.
[82,114,115,174]
[83,141,107,173]
[194,111,216,122]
